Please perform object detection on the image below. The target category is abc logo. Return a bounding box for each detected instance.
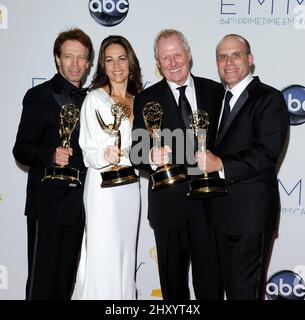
[89,0,129,27]
[266,270,305,300]
[282,85,305,126]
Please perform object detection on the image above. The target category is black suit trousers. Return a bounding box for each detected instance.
[26,213,84,300]
[153,201,222,300]
[215,230,274,300]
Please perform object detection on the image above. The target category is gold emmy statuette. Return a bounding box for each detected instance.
[142,101,187,190]
[95,103,138,187]
[42,104,81,187]
[149,247,162,298]
[187,109,227,198]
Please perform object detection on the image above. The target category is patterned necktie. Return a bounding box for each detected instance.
[177,85,192,128]
[218,90,233,136]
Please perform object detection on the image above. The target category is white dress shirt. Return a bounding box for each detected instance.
[218,73,254,178]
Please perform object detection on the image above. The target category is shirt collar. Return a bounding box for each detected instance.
[166,74,194,93]
[227,73,253,98]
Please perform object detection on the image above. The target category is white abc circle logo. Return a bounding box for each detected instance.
[266,270,305,300]
[282,85,305,126]
[89,0,129,27]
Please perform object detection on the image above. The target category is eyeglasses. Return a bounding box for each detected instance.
[217,51,249,62]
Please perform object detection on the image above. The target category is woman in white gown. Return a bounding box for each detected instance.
[72,35,142,300]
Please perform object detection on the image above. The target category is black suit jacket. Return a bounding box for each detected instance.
[13,73,86,225]
[132,76,223,229]
[210,76,289,234]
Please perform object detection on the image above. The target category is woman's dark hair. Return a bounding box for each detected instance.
[91,35,142,95]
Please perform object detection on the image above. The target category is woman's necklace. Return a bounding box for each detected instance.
[111,94,134,123]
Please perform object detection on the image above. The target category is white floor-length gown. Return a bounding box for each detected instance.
[72,88,140,300]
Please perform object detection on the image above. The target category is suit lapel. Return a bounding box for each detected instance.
[193,77,209,120]
[216,77,260,145]
[193,76,203,110]
[52,74,72,109]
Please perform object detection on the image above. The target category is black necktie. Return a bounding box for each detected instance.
[177,85,192,128]
[218,90,233,136]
